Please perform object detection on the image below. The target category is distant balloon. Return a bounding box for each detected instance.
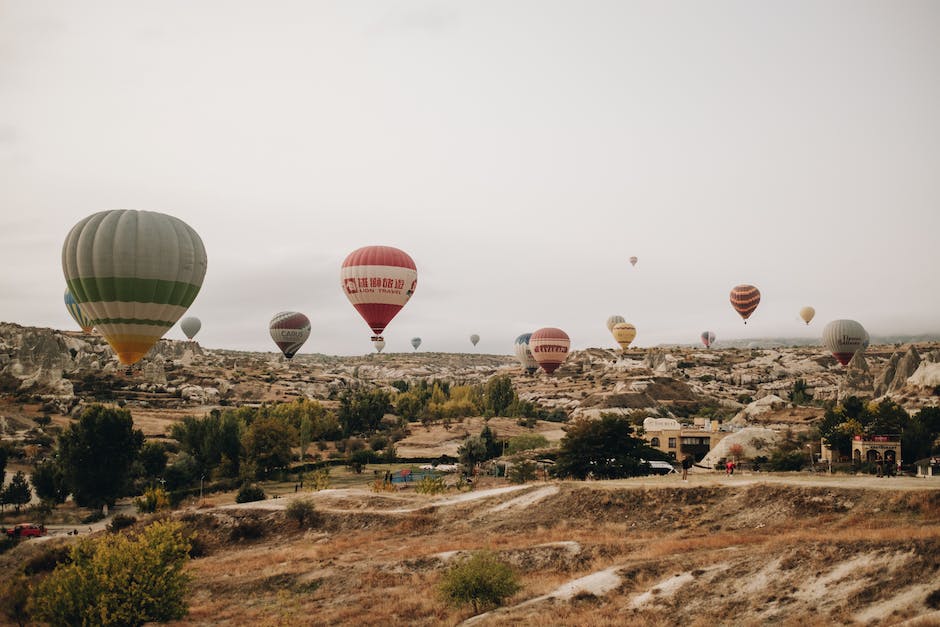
[470,334,480,347]
[611,322,637,351]
[730,284,761,324]
[514,333,538,375]
[629,256,638,267]
[372,337,386,353]
[822,319,867,366]
[606,315,625,332]
[62,209,207,365]
[269,311,310,359]
[799,306,815,325]
[411,337,421,350]
[341,246,417,340]
[529,327,570,374]
[180,317,201,340]
[64,288,94,333]
[701,331,716,348]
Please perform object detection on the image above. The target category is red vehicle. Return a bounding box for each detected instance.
[5,523,45,538]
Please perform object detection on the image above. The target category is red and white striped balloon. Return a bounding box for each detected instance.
[529,327,570,374]
[341,246,417,338]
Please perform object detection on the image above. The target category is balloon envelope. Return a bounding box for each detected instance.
[514,333,538,374]
[730,284,761,323]
[64,288,94,333]
[629,256,638,267]
[611,322,636,350]
[470,334,480,347]
[269,311,310,359]
[606,315,625,332]
[701,331,716,348]
[341,246,416,337]
[372,337,386,353]
[799,306,815,325]
[530,327,570,374]
[180,316,201,340]
[822,319,867,366]
[411,337,421,350]
[62,210,207,365]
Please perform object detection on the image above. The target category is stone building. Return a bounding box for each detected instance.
[642,417,729,462]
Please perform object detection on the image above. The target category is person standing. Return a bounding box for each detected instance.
[681,455,693,481]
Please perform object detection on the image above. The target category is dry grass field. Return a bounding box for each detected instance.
[99,474,939,626]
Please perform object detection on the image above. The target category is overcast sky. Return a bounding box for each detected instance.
[2,1,939,356]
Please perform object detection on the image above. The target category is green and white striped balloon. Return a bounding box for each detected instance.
[62,210,207,365]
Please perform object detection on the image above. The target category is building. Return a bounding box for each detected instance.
[821,434,901,465]
[642,417,729,462]
[915,457,940,478]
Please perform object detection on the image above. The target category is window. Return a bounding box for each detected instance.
[650,437,660,447]
[668,437,676,449]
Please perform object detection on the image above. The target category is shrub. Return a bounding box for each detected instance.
[415,475,448,495]
[107,514,137,533]
[135,487,170,513]
[439,550,520,613]
[229,518,264,541]
[235,485,266,503]
[508,460,537,484]
[81,510,105,524]
[29,521,190,626]
[285,499,318,528]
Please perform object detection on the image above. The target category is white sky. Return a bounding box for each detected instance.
[2,1,939,356]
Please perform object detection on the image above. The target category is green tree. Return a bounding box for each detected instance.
[457,436,487,473]
[0,572,30,627]
[58,405,143,511]
[285,498,318,527]
[554,414,669,479]
[395,390,429,424]
[29,521,190,626]
[508,460,537,484]
[483,376,516,417]
[338,390,392,436]
[439,550,520,613]
[31,459,68,505]
[902,406,940,462]
[139,441,168,479]
[2,471,32,513]
[242,415,294,478]
[299,416,313,464]
[789,378,813,405]
[865,399,909,436]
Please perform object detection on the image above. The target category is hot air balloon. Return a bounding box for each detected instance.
[372,337,386,353]
[822,319,867,366]
[606,315,625,332]
[269,312,310,359]
[470,334,480,347]
[64,288,94,333]
[514,333,538,374]
[411,337,421,350]
[701,331,716,348]
[341,246,417,341]
[862,329,871,350]
[799,306,815,325]
[180,317,201,340]
[730,284,761,324]
[629,256,638,267]
[62,210,207,365]
[611,322,637,351]
[530,327,570,374]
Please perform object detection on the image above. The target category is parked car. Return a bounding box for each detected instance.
[5,523,45,538]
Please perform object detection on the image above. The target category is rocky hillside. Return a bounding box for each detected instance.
[2,323,939,435]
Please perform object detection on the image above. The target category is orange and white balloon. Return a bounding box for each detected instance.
[611,322,637,351]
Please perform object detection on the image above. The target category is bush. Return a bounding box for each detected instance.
[135,487,170,513]
[767,449,806,471]
[29,521,190,626]
[81,511,105,524]
[229,518,264,541]
[415,475,448,495]
[507,434,549,455]
[107,514,137,533]
[235,485,266,503]
[439,550,520,613]
[285,499,318,528]
[508,460,537,484]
